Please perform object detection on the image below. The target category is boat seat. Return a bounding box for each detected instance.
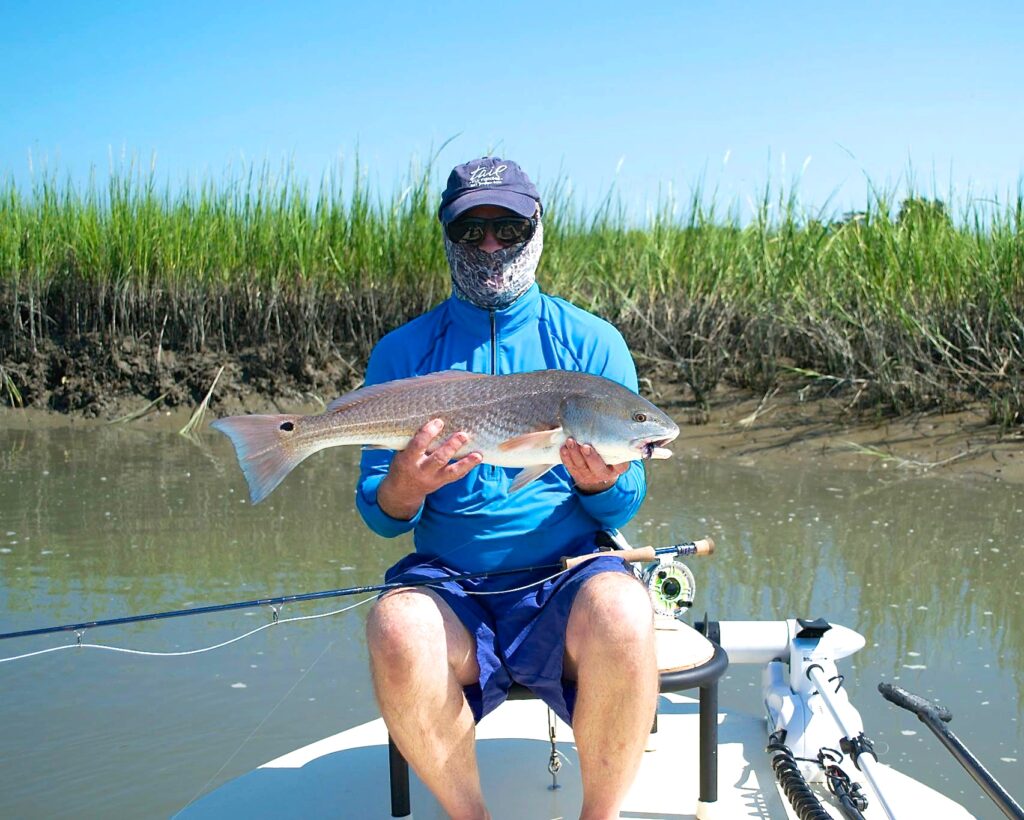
[386,618,729,817]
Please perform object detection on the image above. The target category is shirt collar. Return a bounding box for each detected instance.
[447,282,542,336]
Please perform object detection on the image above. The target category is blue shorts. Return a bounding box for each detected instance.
[383,550,635,725]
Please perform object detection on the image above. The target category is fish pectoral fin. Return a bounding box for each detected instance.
[496,427,564,452]
[509,464,555,492]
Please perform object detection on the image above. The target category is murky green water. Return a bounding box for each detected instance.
[1,422,1021,819]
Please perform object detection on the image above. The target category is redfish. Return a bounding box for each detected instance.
[211,369,679,504]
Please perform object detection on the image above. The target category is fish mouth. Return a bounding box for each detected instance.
[636,435,678,460]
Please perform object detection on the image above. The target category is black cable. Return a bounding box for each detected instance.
[820,749,868,820]
[766,731,833,820]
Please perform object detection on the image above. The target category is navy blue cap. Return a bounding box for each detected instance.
[438,157,541,224]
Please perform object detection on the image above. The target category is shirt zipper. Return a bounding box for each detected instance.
[489,309,497,375]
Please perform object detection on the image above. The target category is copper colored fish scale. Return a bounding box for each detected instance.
[211,370,679,504]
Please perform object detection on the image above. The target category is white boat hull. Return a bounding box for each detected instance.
[179,693,975,819]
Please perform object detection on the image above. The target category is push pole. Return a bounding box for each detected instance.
[806,665,898,820]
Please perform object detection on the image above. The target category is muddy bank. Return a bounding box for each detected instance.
[2,341,1020,484]
[665,387,1024,484]
[0,335,365,417]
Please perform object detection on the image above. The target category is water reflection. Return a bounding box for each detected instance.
[0,425,1020,818]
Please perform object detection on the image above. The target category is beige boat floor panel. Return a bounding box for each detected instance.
[654,618,715,672]
[180,695,975,819]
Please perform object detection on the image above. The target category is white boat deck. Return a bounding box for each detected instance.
[180,693,976,819]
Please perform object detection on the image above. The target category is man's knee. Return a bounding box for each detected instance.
[366,589,479,684]
[366,590,446,668]
[570,572,654,650]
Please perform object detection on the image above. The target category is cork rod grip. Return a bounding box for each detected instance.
[559,537,715,570]
[691,537,715,556]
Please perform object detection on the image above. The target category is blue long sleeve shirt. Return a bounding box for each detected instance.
[355,283,647,574]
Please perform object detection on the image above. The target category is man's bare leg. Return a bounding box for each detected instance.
[565,572,659,820]
[366,588,489,820]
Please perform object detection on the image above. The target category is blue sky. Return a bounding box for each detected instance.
[3,1,1022,221]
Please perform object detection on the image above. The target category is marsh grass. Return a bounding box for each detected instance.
[0,363,22,407]
[107,392,167,424]
[179,365,224,437]
[841,440,972,471]
[1,162,1021,425]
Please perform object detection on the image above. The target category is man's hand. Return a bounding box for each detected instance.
[560,438,629,495]
[377,419,483,520]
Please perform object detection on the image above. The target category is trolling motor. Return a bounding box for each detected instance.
[715,617,890,820]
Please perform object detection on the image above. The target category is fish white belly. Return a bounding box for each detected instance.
[474,443,566,468]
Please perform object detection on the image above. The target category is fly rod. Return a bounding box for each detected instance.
[0,538,714,642]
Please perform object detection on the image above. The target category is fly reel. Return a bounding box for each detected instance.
[638,558,696,619]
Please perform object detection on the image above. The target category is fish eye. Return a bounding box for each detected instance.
[633,412,647,423]
[280,421,295,432]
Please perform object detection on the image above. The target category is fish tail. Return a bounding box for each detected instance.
[210,414,312,504]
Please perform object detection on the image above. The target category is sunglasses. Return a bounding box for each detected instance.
[444,216,537,246]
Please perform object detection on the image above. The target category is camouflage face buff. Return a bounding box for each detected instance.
[445,220,544,310]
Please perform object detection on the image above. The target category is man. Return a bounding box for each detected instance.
[358,157,658,820]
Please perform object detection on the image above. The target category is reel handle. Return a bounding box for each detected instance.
[561,537,715,569]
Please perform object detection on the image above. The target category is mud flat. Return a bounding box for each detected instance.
[666,386,1024,484]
